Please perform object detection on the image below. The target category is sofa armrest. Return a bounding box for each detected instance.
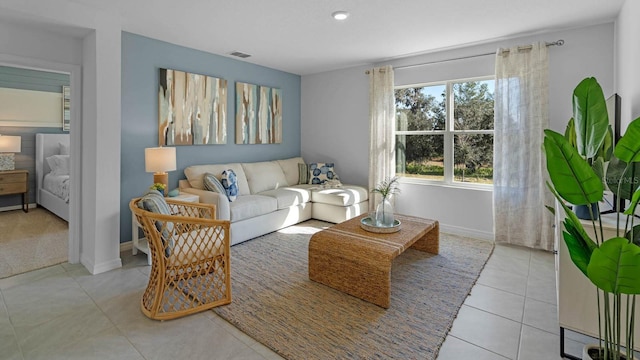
[180,188,231,221]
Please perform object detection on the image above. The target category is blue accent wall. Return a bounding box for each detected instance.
[120,32,302,242]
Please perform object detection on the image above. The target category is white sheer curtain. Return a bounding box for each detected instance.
[493,42,554,250]
[368,65,396,210]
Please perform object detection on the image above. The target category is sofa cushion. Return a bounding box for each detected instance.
[221,169,239,202]
[311,185,369,206]
[308,162,337,184]
[229,195,277,222]
[242,161,289,194]
[184,163,250,196]
[260,187,311,210]
[276,157,305,186]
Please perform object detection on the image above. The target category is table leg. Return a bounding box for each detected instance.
[410,221,439,254]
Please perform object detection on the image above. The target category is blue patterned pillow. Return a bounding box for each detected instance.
[308,163,336,185]
[137,189,174,256]
[221,169,238,202]
[203,172,228,199]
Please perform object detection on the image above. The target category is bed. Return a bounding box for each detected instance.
[35,133,70,221]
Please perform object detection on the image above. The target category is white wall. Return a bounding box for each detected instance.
[0,2,123,274]
[301,23,615,239]
[616,0,640,130]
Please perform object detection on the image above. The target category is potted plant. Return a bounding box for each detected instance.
[371,176,400,227]
[149,182,167,196]
[544,77,640,359]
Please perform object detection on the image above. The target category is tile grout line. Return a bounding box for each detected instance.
[70,265,151,360]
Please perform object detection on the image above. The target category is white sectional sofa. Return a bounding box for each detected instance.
[178,157,369,245]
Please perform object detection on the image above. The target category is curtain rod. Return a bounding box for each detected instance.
[365,39,564,74]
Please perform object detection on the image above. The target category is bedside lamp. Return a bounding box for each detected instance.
[145,147,176,196]
[0,135,21,171]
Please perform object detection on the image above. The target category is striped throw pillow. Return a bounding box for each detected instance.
[298,163,309,184]
[203,173,228,200]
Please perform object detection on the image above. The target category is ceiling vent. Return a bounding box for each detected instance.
[229,51,251,59]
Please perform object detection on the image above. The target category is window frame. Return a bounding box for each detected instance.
[395,75,495,189]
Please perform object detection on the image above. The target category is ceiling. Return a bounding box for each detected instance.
[3,0,626,75]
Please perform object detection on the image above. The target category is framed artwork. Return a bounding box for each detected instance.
[62,86,70,131]
[158,68,227,146]
[235,82,282,144]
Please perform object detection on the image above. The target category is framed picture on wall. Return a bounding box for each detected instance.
[158,68,228,146]
[62,86,70,131]
[235,82,282,144]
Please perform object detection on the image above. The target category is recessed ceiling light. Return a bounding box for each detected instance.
[332,11,349,21]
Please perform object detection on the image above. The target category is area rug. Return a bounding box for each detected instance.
[0,208,68,278]
[213,220,494,360]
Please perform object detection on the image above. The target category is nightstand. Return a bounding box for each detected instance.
[0,170,28,213]
[132,192,199,265]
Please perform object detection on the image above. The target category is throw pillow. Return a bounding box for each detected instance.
[308,162,336,185]
[203,172,228,200]
[46,155,70,176]
[137,189,174,256]
[59,142,70,155]
[298,163,309,184]
[221,169,238,202]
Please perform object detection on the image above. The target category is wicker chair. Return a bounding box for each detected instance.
[130,197,231,320]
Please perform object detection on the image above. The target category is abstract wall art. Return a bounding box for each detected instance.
[235,82,282,144]
[158,68,227,146]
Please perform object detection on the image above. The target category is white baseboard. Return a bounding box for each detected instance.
[120,241,133,252]
[439,223,495,241]
[0,203,37,212]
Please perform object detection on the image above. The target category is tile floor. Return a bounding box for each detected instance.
[0,226,591,360]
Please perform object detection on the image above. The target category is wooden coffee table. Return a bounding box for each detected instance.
[308,213,439,308]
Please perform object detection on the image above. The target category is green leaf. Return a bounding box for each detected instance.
[545,205,555,215]
[595,124,613,162]
[544,129,604,205]
[626,225,640,246]
[562,224,592,276]
[564,117,577,147]
[624,186,640,216]
[547,181,596,250]
[572,77,609,159]
[592,157,605,185]
[588,237,640,294]
[606,156,640,200]
[614,117,640,163]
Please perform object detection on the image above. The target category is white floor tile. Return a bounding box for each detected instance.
[477,266,528,296]
[464,283,525,322]
[437,335,510,360]
[522,297,559,335]
[518,325,563,360]
[449,305,522,359]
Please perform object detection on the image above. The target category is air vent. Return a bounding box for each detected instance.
[229,51,251,59]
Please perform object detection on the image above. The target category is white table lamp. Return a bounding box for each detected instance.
[145,147,176,196]
[0,135,21,171]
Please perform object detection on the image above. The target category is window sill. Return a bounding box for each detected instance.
[398,177,493,192]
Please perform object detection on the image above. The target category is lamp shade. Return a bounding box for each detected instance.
[0,135,21,153]
[145,147,176,173]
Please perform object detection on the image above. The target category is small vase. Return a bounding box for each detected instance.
[575,203,599,220]
[375,197,394,227]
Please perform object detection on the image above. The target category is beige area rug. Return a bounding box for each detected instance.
[214,220,494,360]
[0,208,68,279]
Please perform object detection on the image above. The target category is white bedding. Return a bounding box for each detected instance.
[43,173,70,203]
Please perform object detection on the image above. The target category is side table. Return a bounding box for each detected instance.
[0,170,28,212]
[132,192,199,265]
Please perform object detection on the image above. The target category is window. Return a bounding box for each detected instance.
[395,77,494,185]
